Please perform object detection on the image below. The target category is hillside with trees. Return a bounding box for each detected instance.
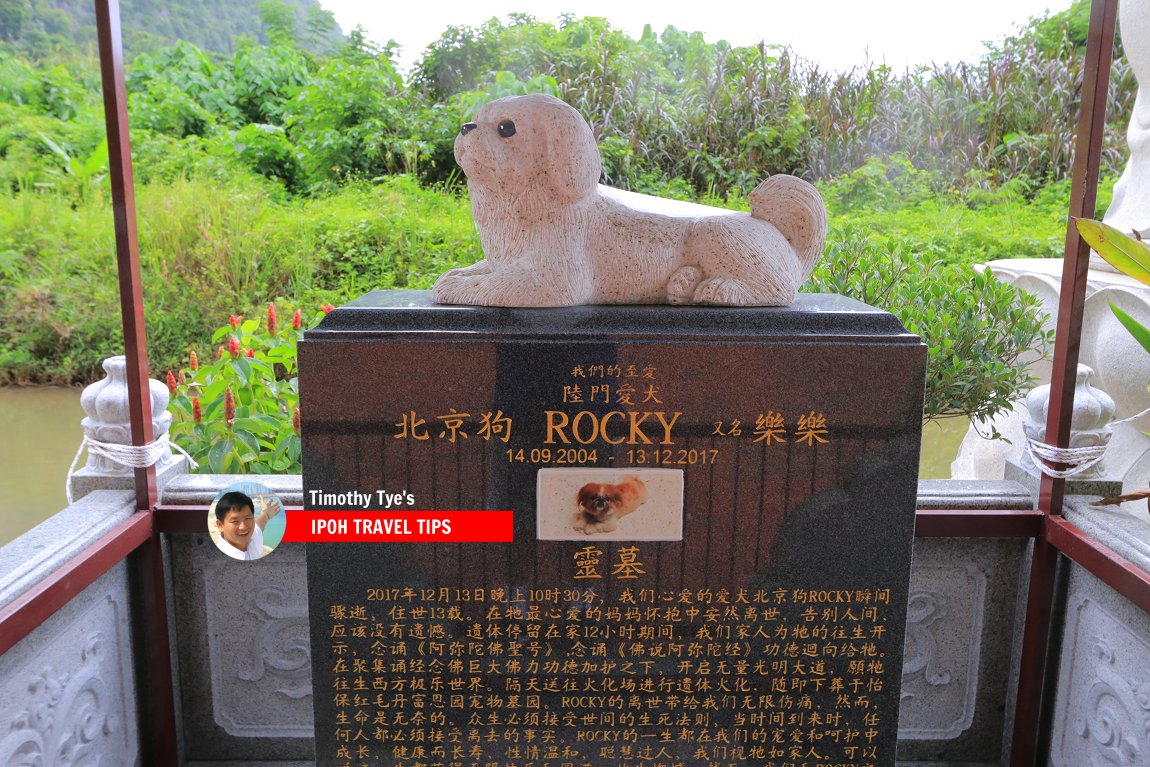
[0,0,341,57]
[0,0,1124,433]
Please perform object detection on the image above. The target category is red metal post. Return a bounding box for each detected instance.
[93,1,177,761]
[93,0,156,509]
[1011,0,1119,764]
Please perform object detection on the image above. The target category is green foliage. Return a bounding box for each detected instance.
[224,41,313,125]
[129,80,216,138]
[167,306,320,473]
[806,227,1053,426]
[0,4,1110,446]
[1075,219,1150,357]
[285,53,409,186]
[232,123,302,188]
[4,0,341,59]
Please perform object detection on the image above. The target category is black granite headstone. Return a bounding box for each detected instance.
[301,290,926,767]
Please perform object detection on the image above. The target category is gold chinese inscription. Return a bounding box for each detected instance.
[324,585,895,767]
[386,362,832,467]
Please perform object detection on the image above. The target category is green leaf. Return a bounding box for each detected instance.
[1110,301,1150,356]
[208,438,234,472]
[1076,219,1150,284]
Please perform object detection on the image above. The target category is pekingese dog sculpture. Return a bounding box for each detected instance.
[432,93,827,307]
[573,476,648,534]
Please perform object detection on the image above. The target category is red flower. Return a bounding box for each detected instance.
[189,350,199,371]
[292,308,302,330]
[267,303,277,334]
[166,371,177,395]
[293,406,301,435]
[322,303,335,314]
[245,348,255,358]
[192,397,202,424]
[228,337,239,358]
[216,345,225,360]
[224,387,235,426]
[229,314,242,329]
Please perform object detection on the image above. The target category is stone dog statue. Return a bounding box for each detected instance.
[432,93,827,307]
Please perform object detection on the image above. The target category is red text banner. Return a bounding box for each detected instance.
[284,511,513,543]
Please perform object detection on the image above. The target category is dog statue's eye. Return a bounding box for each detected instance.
[459,122,477,136]
[497,120,516,138]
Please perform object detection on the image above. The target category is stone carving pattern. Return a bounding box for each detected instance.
[898,562,987,741]
[902,591,952,687]
[238,585,311,699]
[1073,637,1150,767]
[202,550,313,737]
[0,633,122,766]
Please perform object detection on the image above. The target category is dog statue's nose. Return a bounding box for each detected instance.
[460,122,477,136]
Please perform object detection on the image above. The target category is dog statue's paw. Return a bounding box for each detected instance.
[693,276,756,306]
[572,512,587,532]
[666,266,703,304]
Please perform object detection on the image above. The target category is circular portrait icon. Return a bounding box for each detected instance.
[207,481,286,560]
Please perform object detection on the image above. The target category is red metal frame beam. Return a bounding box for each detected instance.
[1048,516,1150,617]
[0,513,151,656]
[1012,1,1120,764]
[914,509,1043,538]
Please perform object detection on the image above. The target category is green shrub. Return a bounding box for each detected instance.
[129,80,215,138]
[232,123,302,188]
[806,226,1053,426]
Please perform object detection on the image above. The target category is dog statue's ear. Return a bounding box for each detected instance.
[541,98,602,204]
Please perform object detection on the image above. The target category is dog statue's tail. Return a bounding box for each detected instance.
[748,175,828,279]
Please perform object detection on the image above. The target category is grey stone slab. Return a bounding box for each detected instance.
[162,473,304,506]
[0,562,139,766]
[897,539,1028,764]
[1004,459,1123,504]
[915,480,1033,510]
[169,536,313,761]
[1048,564,1150,767]
[1063,496,1150,568]
[0,489,134,611]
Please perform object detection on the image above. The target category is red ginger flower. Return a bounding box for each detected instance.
[293,406,301,435]
[322,303,335,314]
[217,345,225,360]
[245,348,254,358]
[192,397,202,424]
[166,371,177,395]
[189,350,199,370]
[267,303,277,334]
[229,314,242,329]
[224,387,235,425]
[292,308,302,330]
[228,337,239,358]
[178,370,187,386]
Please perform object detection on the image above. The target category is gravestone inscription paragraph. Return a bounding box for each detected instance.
[300,291,926,767]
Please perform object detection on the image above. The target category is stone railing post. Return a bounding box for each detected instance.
[69,355,188,501]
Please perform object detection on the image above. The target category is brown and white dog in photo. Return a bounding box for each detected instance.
[573,476,648,534]
[433,93,826,307]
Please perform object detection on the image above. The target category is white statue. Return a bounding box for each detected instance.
[1105,0,1150,236]
[431,94,827,307]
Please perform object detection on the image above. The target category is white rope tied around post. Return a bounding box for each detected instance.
[1024,403,1150,480]
[65,434,198,504]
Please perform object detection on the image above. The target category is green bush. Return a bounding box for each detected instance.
[806,227,1053,426]
[232,123,302,188]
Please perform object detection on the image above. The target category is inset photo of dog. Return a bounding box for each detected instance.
[537,468,683,541]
